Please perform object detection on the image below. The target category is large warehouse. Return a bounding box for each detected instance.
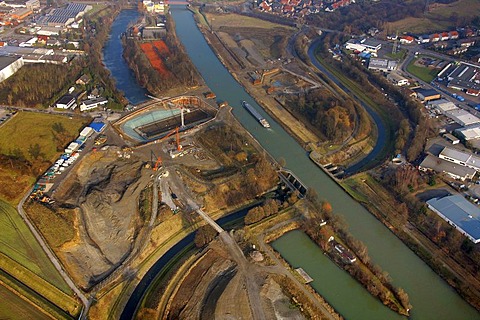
[0,55,24,83]
[427,195,480,243]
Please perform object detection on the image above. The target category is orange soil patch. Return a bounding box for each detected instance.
[140,41,171,77]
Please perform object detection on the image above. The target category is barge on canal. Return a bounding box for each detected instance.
[242,100,270,128]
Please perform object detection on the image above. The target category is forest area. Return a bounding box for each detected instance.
[283,88,358,143]
[0,63,82,108]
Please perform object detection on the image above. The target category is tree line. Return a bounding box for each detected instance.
[302,189,412,314]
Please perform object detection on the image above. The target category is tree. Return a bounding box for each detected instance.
[52,122,66,134]
[28,143,43,160]
[194,225,218,248]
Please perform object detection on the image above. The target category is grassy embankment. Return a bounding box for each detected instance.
[313,52,396,167]
[0,112,87,317]
[0,200,80,318]
[388,0,480,33]
[406,56,441,83]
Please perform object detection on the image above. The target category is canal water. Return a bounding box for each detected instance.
[102,10,148,105]
[106,7,480,320]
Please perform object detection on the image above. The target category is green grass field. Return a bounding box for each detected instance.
[0,200,71,294]
[0,282,52,320]
[406,57,441,83]
[0,111,88,163]
[0,111,88,204]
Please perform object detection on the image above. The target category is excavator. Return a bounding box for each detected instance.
[152,127,182,171]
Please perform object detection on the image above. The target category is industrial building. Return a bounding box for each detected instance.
[439,146,480,171]
[0,55,24,83]
[444,109,480,126]
[56,94,76,109]
[428,99,457,113]
[438,62,480,92]
[456,125,480,141]
[37,2,91,27]
[419,154,476,181]
[427,195,480,243]
[387,72,409,86]
[80,97,108,112]
[345,38,382,55]
[368,58,398,72]
[414,88,441,102]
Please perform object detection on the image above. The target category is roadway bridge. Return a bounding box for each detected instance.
[278,169,308,197]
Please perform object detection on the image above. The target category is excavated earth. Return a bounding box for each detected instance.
[54,147,151,289]
[164,240,304,320]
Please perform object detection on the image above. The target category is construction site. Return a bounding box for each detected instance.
[116,95,217,142]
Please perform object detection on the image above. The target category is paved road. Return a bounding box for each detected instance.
[16,189,89,315]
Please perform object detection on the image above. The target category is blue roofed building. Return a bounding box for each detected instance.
[427,194,480,243]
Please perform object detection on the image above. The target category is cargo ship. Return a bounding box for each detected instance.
[242,101,270,128]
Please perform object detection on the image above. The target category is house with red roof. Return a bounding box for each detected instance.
[449,30,459,39]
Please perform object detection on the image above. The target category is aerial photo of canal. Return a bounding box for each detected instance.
[104,7,480,320]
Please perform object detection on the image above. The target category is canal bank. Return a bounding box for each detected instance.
[169,5,479,320]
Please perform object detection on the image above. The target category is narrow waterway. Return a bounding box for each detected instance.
[106,7,480,320]
[307,39,389,175]
[102,10,148,105]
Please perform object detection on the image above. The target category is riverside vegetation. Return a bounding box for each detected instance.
[243,189,412,316]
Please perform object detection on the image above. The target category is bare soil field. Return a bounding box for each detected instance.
[49,147,151,289]
[157,239,304,320]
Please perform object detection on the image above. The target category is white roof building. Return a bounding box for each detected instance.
[80,97,108,112]
[445,109,480,126]
[79,126,93,138]
[387,72,409,86]
[428,99,457,114]
[419,154,476,181]
[456,125,480,141]
[439,146,480,171]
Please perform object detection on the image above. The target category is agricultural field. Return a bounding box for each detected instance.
[0,283,51,320]
[0,200,71,293]
[140,40,172,77]
[0,111,89,204]
[387,0,480,33]
[205,13,294,30]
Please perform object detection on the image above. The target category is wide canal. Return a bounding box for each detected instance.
[106,7,480,320]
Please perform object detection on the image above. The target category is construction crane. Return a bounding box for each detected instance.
[147,94,187,128]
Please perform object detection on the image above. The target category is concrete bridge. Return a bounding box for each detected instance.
[278,169,308,197]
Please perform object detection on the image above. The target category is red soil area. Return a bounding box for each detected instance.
[140,41,171,77]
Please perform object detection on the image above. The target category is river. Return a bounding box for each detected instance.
[107,7,479,320]
[102,10,148,105]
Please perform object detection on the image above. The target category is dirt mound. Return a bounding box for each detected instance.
[54,147,150,289]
